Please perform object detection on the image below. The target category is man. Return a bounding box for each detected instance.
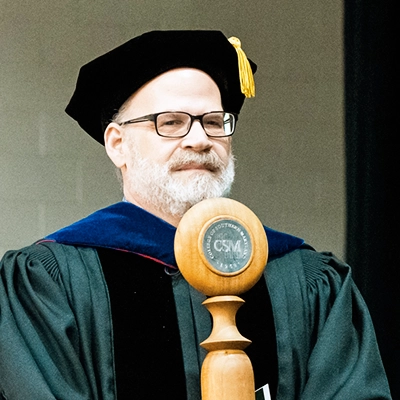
[0,30,392,399]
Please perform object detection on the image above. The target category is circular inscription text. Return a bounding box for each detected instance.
[202,219,252,275]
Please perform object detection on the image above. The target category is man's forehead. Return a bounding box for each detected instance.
[121,68,223,117]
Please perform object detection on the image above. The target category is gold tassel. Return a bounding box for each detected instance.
[228,36,255,98]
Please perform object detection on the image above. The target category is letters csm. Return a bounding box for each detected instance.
[214,240,242,253]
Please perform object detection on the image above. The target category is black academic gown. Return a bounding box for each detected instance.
[0,202,392,399]
[98,247,278,399]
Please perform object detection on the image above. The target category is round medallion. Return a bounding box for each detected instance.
[202,219,252,275]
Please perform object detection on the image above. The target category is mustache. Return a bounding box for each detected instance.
[168,151,227,172]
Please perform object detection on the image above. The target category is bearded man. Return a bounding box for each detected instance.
[107,68,235,223]
[0,30,391,399]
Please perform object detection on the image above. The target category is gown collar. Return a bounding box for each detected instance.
[44,201,304,268]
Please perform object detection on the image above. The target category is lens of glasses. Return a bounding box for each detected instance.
[156,113,190,136]
[156,112,235,137]
[203,112,235,136]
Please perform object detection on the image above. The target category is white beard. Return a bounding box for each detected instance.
[125,148,235,218]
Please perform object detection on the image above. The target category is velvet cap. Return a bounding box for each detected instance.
[65,30,257,144]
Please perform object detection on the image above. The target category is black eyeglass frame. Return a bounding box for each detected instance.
[118,111,238,138]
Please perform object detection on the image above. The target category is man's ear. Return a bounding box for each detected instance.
[104,122,126,168]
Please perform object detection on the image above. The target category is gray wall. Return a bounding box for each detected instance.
[0,1,345,259]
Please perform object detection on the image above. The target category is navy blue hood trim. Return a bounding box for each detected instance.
[43,202,304,269]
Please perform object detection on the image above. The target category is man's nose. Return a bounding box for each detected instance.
[180,120,213,151]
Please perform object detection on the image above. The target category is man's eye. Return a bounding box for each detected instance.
[205,119,223,128]
[163,119,184,126]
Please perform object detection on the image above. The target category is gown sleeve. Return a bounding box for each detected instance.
[266,248,392,399]
[0,242,115,400]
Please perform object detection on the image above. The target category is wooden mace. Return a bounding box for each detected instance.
[174,198,268,400]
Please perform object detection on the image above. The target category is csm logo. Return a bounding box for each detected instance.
[213,240,241,253]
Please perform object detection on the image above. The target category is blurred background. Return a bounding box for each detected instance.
[0,0,396,396]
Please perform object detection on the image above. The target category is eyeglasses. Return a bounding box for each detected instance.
[118,111,238,138]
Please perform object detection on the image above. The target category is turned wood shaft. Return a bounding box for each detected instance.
[200,296,255,400]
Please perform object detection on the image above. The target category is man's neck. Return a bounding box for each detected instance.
[123,192,183,227]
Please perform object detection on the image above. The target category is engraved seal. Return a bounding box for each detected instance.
[202,219,252,275]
